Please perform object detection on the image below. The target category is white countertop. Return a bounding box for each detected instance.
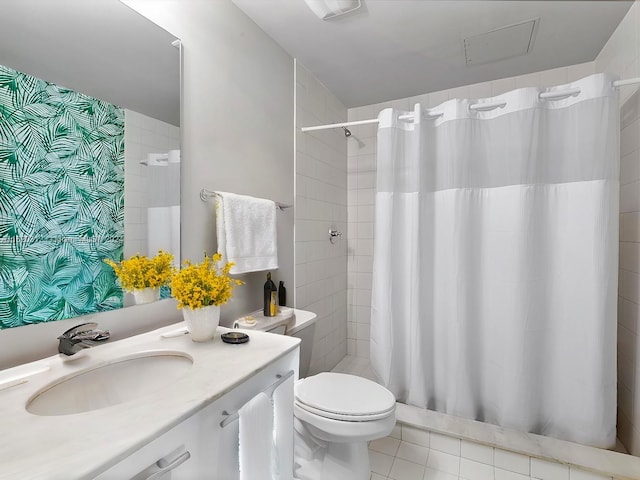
[0,323,299,480]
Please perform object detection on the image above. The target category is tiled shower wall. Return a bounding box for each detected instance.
[294,61,348,375]
[346,61,596,360]
[123,110,180,258]
[596,0,640,455]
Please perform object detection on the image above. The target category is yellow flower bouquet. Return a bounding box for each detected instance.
[104,250,175,292]
[170,253,243,310]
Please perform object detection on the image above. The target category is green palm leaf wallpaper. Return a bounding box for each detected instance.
[0,65,124,328]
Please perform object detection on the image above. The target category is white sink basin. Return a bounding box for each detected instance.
[26,351,193,416]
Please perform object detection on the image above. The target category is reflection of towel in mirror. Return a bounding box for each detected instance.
[239,392,273,480]
[147,206,180,268]
[215,192,278,274]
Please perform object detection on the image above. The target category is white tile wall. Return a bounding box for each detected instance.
[346,61,596,357]
[295,61,348,374]
[594,0,640,456]
[123,109,180,259]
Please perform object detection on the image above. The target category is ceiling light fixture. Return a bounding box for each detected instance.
[303,0,362,20]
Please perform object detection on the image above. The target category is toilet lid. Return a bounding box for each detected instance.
[295,372,395,419]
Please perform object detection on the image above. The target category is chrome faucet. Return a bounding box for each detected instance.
[57,322,110,356]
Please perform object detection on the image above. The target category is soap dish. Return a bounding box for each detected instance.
[221,332,250,344]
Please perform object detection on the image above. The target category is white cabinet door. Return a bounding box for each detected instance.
[94,349,298,480]
[94,414,203,480]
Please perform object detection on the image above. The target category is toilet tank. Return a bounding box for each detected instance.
[286,318,315,379]
[278,309,316,379]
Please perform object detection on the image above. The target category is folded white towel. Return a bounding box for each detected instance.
[215,192,278,274]
[239,392,273,480]
[272,375,294,480]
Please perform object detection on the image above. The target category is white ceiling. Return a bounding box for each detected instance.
[232,0,633,107]
[0,0,180,125]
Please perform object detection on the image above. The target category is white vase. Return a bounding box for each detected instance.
[182,305,221,342]
[132,287,161,305]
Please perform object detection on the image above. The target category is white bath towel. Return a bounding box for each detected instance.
[272,375,294,480]
[215,192,278,274]
[239,392,273,480]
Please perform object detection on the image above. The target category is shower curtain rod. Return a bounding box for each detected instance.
[300,76,640,133]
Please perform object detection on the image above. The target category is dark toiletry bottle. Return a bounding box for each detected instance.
[278,281,286,306]
[264,272,277,317]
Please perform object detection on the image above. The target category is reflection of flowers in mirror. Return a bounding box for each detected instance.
[104,251,174,292]
[171,253,244,310]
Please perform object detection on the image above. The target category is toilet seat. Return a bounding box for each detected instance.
[295,400,395,421]
[293,372,397,478]
[295,372,396,422]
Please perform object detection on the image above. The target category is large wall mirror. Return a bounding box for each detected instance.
[0,0,180,328]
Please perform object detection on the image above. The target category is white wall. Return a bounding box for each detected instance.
[295,61,348,374]
[595,0,640,456]
[345,61,596,359]
[126,2,349,375]
[100,0,295,324]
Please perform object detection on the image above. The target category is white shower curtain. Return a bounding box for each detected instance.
[370,73,619,448]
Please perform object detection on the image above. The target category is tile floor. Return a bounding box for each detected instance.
[366,423,615,480]
[369,424,462,480]
[332,354,377,379]
[330,356,618,480]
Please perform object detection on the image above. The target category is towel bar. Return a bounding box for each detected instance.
[220,369,295,428]
[200,189,292,211]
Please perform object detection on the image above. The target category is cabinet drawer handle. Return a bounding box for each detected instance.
[145,451,191,480]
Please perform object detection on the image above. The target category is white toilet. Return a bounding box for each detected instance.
[292,372,396,480]
[243,308,396,479]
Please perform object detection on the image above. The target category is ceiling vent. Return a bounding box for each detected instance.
[303,0,362,20]
[464,18,538,66]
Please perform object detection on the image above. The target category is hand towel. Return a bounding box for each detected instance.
[239,392,273,480]
[215,192,278,274]
[272,375,294,480]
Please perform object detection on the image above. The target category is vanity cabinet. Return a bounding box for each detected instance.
[94,350,298,480]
